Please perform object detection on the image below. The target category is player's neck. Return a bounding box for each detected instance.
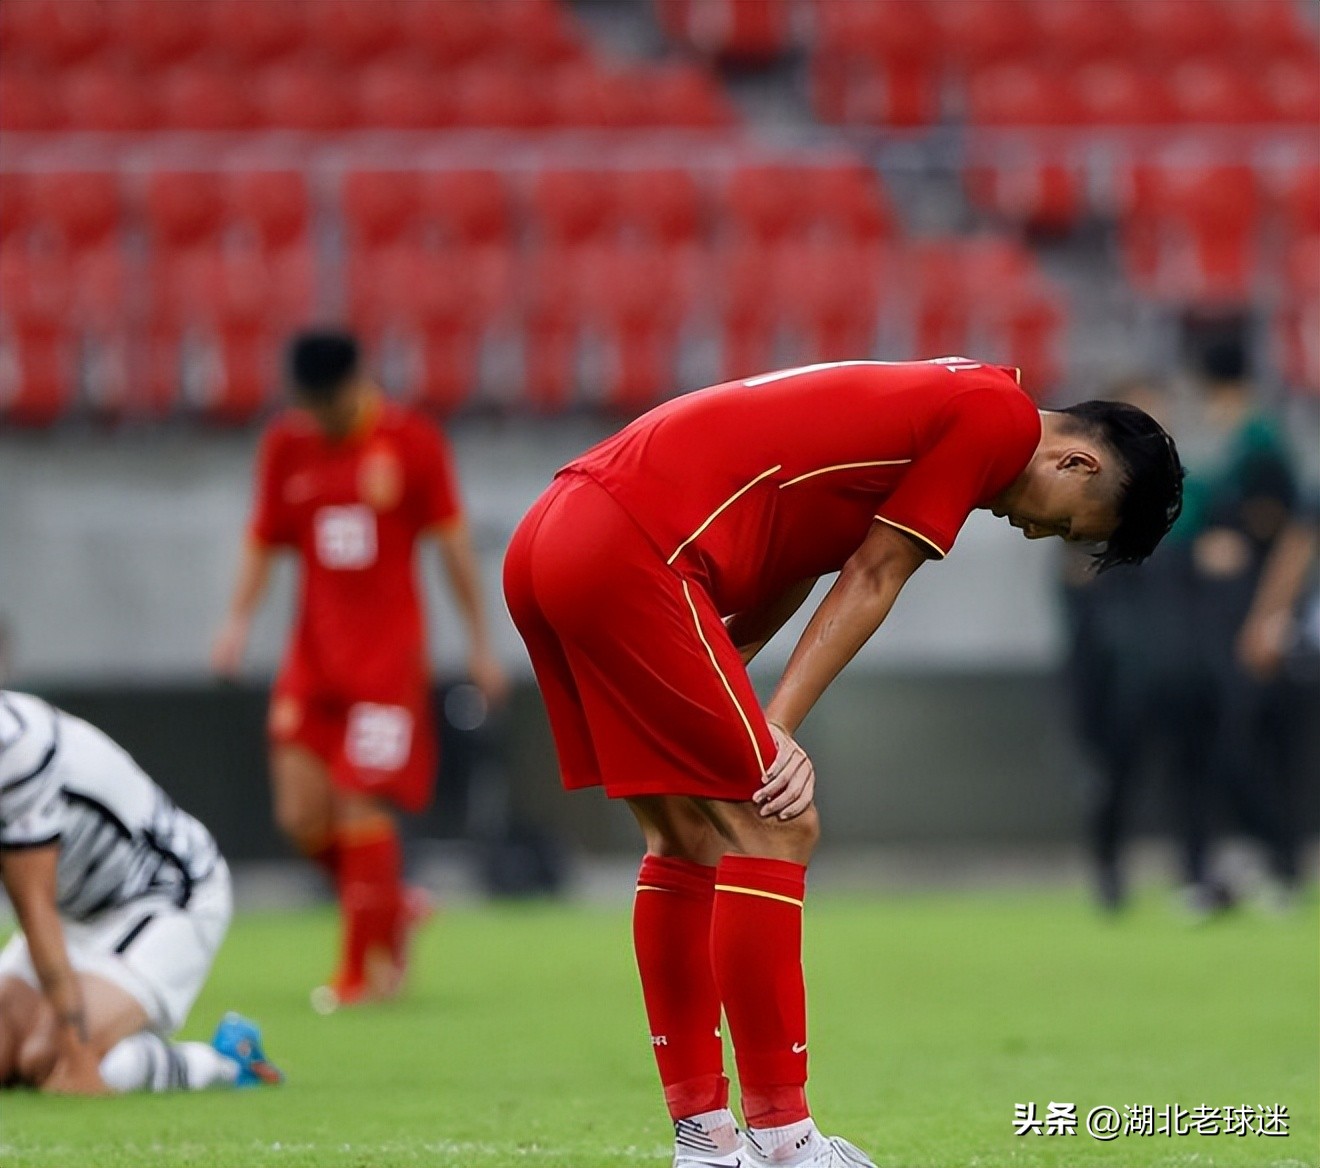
[989,411,1058,513]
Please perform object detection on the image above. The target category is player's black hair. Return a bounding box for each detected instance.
[287,330,360,402]
[1057,400,1185,573]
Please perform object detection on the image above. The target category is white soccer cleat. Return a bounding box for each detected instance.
[743,1132,877,1168]
[673,1147,746,1168]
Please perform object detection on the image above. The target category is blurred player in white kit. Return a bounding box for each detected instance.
[0,690,281,1094]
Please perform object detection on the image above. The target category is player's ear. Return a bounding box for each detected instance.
[1058,448,1102,476]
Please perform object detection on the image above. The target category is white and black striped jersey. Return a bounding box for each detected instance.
[0,691,221,922]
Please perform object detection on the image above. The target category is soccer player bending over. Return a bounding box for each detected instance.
[504,358,1184,1168]
[0,691,280,1094]
[213,331,506,1010]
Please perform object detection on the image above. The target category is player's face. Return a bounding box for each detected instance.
[992,479,1119,546]
[298,382,361,438]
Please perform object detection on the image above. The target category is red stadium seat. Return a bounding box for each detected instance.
[1120,163,1262,304]
[453,64,553,128]
[1072,61,1176,125]
[255,61,353,131]
[725,163,814,243]
[1259,57,1320,124]
[158,66,256,131]
[1166,60,1268,125]
[146,172,224,248]
[497,0,582,67]
[306,0,404,65]
[206,0,306,67]
[1026,0,1133,64]
[588,241,692,411]
[776,237,883,363]
[397,0,497,67]
[816,56,940,128]
[0,174,31,238]
[26,172,121,247]
[614,168,705,246]
[803,163,894,243]
[935,0,1037,67]
[965,63,1079,126]
[646,61,738,128]
[61,65,159,131]
[1123,0,1232,61]
[1221,0,1316,59]
[715,241,780,382]
[531,170,616,248]
[545,63,647,129]
[0,238,75,424]
[342,171,421,248]
[113,0,209,68]
[0,0,110,66]
[419,170,514,246]
[521,244,595,411]
[0,70,64,131]
[226,171,311,250]
[1274,162,1320,238]
[810,0,940,65]
[354,59,454,129]
[906,240,971,359]
[965,157,1084,235]
[660,0,793,66]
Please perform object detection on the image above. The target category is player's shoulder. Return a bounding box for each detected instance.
[380,400,444,438]
[937,362,1038,426]
[259,409,317,454]
[0,690,58,792]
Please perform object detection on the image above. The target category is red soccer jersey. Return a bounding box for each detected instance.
[249,398,461,693]
[565,358,1041,616]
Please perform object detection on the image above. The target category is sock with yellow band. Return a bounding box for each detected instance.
[711,854,810,1130]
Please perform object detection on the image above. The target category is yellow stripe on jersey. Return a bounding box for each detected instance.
[668,465,783,566]
[779,459,911,488]
[873,515,947,559]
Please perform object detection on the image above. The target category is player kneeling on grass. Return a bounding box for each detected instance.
[0,691,281,1094]
[505,358,1185,1168]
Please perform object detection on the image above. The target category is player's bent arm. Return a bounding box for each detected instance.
[726,577,820,666]
[430,522,509,705]
[0,846,106,1093]
[1238,519,1318,678]
[212,539,276,677]
[765,522,930,736]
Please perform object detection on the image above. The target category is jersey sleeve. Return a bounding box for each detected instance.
[411,418,463,531]
[875,387,1040,558]
[0,750,64,850]
[248,426,296,548]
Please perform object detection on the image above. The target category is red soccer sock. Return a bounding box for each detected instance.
[633,855,729,1120]
[334,817,404,991]
[711,854,810,1129]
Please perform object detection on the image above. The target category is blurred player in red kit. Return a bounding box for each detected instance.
[504,358,1185,1168]
[214,330,506,1009]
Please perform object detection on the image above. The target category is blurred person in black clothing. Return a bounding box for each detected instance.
[1063,352,1307,915]
[1060,378,1201,911]
[1174,337,1302,914]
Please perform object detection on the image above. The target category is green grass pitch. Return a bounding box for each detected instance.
[1,888,1315,1167]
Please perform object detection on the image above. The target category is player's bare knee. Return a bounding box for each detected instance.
[16,1021,57,1087]
[627,796,726,866]
[702,799,820,864]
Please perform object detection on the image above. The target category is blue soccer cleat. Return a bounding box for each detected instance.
[211,1011,284,1087]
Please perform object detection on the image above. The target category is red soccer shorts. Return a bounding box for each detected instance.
[503,472,776,801]
[269,660,437,813]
